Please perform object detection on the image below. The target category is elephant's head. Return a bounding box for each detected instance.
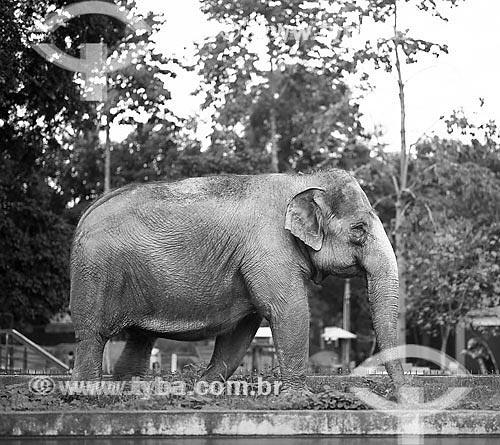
[285,171,404,384]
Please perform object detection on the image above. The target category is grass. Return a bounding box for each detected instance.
[1,369,500,411]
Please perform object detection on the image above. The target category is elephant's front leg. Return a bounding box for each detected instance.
[248,275,310,390]
[268,297,310,390]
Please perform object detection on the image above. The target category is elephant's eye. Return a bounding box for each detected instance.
[350,222,367,244]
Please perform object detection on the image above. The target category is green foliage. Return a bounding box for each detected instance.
[0,185,73,326]
[53,0,180,203]
[250,66,367,171]
[352,8,450,68]
[405,134,500,343]
[0,0,87,326]
[353,108,500,348]
[0,0,179,325]
[195,0,367,172]
[334,0,463,71]
[407,220,499,334]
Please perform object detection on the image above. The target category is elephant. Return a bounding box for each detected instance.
[70,168,404,389]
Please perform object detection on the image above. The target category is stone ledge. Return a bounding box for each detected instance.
[1,410,500,436]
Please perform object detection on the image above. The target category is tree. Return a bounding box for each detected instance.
[0,0,83,326]
[99,4,176,192]
[406,167,500,350]
[407,220,500,351]
[343,0,463,344]
[196,0,366,173]
[246,66,367,172]
[0,0,180,325]
[108,118,272,183]
[356,102,500,351]
[404,111,500,350]
[47,0,179,200]
[0,177,73,326]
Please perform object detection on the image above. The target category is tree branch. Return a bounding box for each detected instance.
[402,200,412,218]
[408,163,437,191]
[423,202,436,230]
[391,174,400,195]
[393,1,409,190]
[372,194,397,209]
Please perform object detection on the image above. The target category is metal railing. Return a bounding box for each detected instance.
[0,329,70,373]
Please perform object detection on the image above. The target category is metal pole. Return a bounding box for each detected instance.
[342,279,351,368]
[171,353,177,373]
[104,117,111,193]
[5,332,10,369]
[455,322,466,367]
[343,279,351,332]
[23,347,28,371]
[318,319,325,350]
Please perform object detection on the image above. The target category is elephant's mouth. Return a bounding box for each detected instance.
[333,264,362,278]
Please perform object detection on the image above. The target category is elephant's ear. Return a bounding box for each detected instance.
[285,187,327,251]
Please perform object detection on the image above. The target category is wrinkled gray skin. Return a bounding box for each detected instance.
[70,169,404,388]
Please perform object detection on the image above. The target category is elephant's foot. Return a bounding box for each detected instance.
[279,373,307,390]
[200,364,230,383]
[278,386,314,399]
[113,329,156,380]
[72,336,106,381]
[278,374,312,397]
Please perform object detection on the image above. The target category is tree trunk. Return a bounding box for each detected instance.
[268,63,279,173]
[395,196,407,345]
[267,44,279,173]
[104,117,111,193]
[269,105,279,173]
[393,2,408,347]
[441,325,451,354]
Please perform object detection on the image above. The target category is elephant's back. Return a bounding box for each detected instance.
[76,174,295,227]
[139,174,264,203]
[71,173,306,258]
[80,176,258,217]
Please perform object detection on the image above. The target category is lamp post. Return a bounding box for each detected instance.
[342,278,351,369]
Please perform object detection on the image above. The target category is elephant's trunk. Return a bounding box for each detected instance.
[362,217,405,385]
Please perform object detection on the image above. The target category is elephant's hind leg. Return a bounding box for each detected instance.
[113,329,156,379]
[202,312,262,382]
[72,334,107,381]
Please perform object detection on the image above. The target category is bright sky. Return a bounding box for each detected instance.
[129,0,500,151]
